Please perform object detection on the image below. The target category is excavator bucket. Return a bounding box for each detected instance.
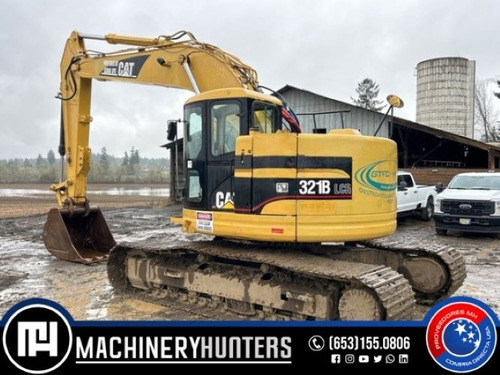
[43,207,116,264]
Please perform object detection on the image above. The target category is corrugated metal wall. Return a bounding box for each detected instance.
[280,87,390,137]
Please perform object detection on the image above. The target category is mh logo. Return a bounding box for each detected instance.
[2,302,72,374]
[18,322,58,357]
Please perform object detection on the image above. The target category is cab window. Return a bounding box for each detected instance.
[397,174,414,188]
[185,104,202,159]
[252,101,278,133]
[211,102,241,157]
[187,170,202,202]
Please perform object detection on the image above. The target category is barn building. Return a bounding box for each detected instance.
[279,85,499,185]
[163,85,500,201]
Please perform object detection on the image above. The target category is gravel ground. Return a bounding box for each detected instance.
[0,205,499,321]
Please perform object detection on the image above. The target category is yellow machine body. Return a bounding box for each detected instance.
[175,129,397,242]
[45,30,397,262]
[43,30,467,323]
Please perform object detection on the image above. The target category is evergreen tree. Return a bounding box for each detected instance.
[36,154,44,168]
[134,149,140,165]
[122,151,129,167]
[128,147,140,175]
[0,151,168,184]
[100,147,110,175]
[47,149,56,165]
[351,78,386,111]
[494,80,500,99]
[130,148,140,167]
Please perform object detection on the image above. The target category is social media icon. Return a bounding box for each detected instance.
[359,355,369,363]
[345,354,355,364]
[386,354,395,364]
[331,354,341,364]
[374,355,383,363]
[399,354,409,364]
[308,335,325,351]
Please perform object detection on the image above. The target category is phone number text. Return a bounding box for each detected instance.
[329,336,410,351]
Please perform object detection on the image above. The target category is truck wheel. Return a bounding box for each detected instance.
[436,228,447,235]
[420,197,434,221]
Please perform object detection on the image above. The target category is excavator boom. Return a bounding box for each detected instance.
[44,30,264,263]
[56,30,259,207]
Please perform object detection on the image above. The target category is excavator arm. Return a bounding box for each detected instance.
[53,30,259,208]
[44,30,264,263]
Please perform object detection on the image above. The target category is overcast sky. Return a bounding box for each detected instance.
[0,0,498,159]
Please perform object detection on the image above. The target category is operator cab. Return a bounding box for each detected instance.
[181,88,299,212]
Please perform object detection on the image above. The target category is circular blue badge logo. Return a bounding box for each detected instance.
[426,298,497,373]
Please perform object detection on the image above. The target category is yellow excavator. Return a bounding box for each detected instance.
[43,30,466,320]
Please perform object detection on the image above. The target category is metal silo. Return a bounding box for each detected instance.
[416,57,475,138]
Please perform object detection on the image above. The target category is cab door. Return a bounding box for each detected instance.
[206,100,243,211]
[184,103,207,210]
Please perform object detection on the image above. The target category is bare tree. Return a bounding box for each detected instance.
[475,79,499,142]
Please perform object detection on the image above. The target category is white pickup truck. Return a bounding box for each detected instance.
[397,171,438,221]
[434,172,500,235]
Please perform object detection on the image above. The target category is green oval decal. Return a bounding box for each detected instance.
[355,160,397,191]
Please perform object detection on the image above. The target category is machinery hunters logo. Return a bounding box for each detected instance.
[2,301,73,374]
[1,299,293,372]
[426,297,497,373]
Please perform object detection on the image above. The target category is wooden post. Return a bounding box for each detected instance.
[398,127,409,168]
[488,150,498,170]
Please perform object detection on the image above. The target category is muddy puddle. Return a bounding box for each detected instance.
[0,207,499,321]
[0,206,228,320]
